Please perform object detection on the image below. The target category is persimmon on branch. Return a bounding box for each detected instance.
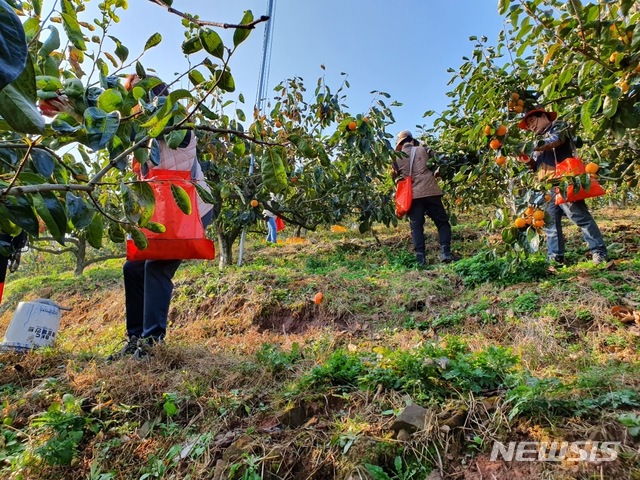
[147,0,270,29]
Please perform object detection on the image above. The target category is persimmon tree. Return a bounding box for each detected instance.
[0,0,400,270]
[428,0,639,255]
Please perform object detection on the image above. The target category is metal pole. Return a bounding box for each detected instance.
[238,0,276,266]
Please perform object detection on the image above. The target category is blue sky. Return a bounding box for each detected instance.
[85,1,506,135]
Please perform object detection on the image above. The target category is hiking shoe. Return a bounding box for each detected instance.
[106,335,140,362]
[592,252,608,264]
[441,252,460,263]
[134,337,163,360]
[546,254,565,266]
[416,253,426,266]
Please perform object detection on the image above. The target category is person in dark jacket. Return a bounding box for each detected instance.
[517,107,607,265]
[392,130,456,265]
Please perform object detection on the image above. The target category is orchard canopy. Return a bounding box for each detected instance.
[0,0,639,266]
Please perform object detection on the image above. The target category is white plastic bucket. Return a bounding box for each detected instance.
[1,299,68,352]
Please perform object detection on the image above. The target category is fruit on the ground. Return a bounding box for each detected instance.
[495,155,507,167]
[489,138,502,150]
[585,162,599,174]
[313,292,324,304]
[496,124,508,136]
[347,121,357,131]
[250,199,259,208]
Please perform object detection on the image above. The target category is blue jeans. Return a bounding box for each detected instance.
[123,210,213,340]
[266,217,277,243]
[544,199,606,260]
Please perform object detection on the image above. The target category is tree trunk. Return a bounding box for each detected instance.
[215,224,242,268]
[74,235,87,276]
[217,232,233,268]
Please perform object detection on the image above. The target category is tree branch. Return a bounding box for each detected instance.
[147,0,269,29]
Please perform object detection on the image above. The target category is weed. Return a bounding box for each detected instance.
[364,455,431,480]
[510,291,539,314]
[300,349,366,392]
[256,342,301,375]
[617,413,640,437]
[30,393,89,466]
[452,251,549,287]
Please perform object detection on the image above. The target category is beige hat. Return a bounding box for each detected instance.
[395,130,413,148]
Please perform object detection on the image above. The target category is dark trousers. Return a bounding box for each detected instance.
[407,196,452,255]
[123,210,213,340]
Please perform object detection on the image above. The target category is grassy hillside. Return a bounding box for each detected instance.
[1,206,640,479]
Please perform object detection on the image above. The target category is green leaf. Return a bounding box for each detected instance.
[199,29,224,59]
[260,148,288,194]
[130,181,156,227]
[108,35,129,63]
[121,182,141,224]
[97,88,123,112]
[32,0,42,16]
[498,0,510,15]
[0,0,28,91]
[60,0,86,51]
[1,196,39,236]
[164,129,187,149]
[38,26,60,59]
[181,36,202,55]
[171,183,192,215]
[33,192,67,244]
[602,95,618,119]
[85,212,103,249]
[188,69,205,87]
[30,149,55,177]
[84,107,120,150]
[580,95,601,131]
[144,32,162,50]
[0,54,45,134]
[233,10,254,47]
[502,226,518,245]
[194,182,216,205]
[218,69,235,92]
[108,221,125,243]
[66,192,95,230]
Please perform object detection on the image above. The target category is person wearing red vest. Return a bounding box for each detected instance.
[108,75,214,361]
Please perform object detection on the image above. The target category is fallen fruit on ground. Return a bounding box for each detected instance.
[314,292,324,304]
